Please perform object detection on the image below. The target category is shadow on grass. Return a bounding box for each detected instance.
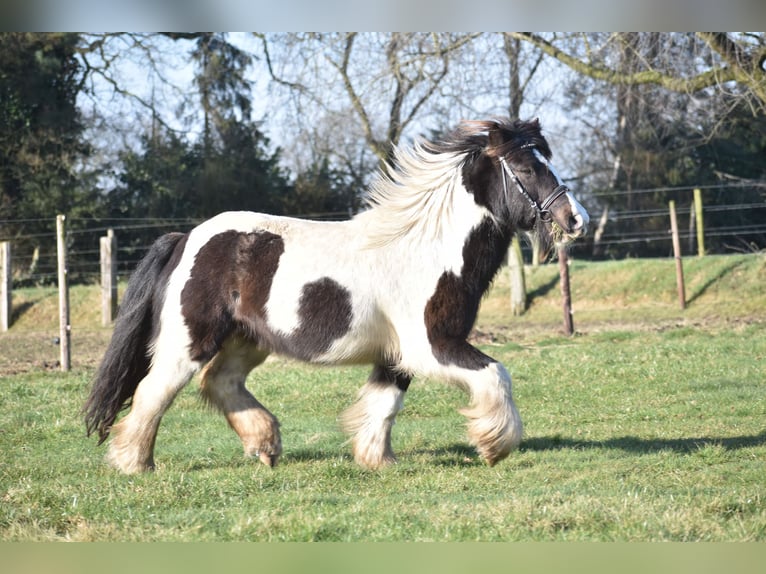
[521,430,766,454]
[286,444,482,468]
[686,258,747,305]
[527,274,560,302]
[183,431,766,472]
[282,448,350,464]
[10,300,36,325]
[403,431,766,467]
[428,443,482,467]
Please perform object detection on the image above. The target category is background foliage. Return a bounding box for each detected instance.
[1,32,765,281]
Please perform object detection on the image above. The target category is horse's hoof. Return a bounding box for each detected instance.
[257,450,279,467]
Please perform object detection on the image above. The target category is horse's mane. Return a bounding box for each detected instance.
[434,117,552,160]
[359,118,550,247]
[360,141,467,247]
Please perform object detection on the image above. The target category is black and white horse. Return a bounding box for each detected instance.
[84,118,589,473]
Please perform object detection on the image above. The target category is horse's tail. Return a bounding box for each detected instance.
[83,232,186,444]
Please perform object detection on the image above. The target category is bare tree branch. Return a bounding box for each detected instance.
[254,33,314,96]
[510,32,766,111]
[75,33,196,135]
[696,32,766,106]
[325,32,389,161]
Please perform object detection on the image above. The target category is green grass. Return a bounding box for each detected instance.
[1,254,765,541]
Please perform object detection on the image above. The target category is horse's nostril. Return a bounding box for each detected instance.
[569,215,579,232]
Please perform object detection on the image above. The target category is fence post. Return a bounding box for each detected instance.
[508,234,527,316]
[101,228,117,326]
[693,188,705,257]
[669,201,686,310]
[1,242,10,331]
[558,246,574,336]
[56,214,71,371]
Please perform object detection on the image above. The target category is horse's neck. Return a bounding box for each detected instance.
[460,217,514,296]
[353,202,512,299]
[355,148,514,289]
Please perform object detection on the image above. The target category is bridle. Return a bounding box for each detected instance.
[499,150,570,223]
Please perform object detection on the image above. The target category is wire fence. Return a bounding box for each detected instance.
[572,205,766,255]
[1,184,764,287]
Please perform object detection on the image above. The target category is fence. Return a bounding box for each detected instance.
[1,184,764,368]
[567,182,766,260]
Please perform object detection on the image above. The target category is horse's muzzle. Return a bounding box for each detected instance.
[551,191,589,241]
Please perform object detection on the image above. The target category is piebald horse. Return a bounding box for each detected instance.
[84,118,589,473]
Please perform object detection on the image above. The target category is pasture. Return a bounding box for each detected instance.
[1,254,765,541]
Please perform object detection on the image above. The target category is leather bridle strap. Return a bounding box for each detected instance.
[499,157,570,222]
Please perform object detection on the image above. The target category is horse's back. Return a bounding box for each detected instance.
[165,211,392,366]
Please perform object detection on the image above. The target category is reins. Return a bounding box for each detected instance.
[499,155,570,223]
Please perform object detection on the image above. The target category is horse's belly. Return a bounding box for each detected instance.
[264,297,393,365]
[310,314,396,365]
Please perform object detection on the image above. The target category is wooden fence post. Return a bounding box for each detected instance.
[669,201,686,310]
[558,246,574,336]
[508,234,527,316]
[101,228,117,326]
[693,188,705,257]
[56,214,71,371]
[1,242,10,332]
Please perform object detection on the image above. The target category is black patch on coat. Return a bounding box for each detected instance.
[279,277,353,361]
[424,217,512,370]
[181,230,284,362]
[369,364,412,392]
[181,231,353,363]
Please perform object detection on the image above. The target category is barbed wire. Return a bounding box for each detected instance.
[589,180,766,196]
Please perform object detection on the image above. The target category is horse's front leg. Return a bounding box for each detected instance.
[432,341,523,465]
[340,364,411,469]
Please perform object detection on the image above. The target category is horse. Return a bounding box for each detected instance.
[83,117,589,474]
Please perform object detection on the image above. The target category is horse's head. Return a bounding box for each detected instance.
[461,118,590,249]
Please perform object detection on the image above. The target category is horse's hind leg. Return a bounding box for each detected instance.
[199,337,281,467]
[107,351,199,474]
[340,365,410,469]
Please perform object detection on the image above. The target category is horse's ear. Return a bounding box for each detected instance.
[456,119,505,156]
[486,122,504,149]
[484,121,509,157]
[531,117,541,128]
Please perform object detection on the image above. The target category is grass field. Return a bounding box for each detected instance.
[1,254,765,541]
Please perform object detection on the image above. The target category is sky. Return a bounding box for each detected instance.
[76,34,277,171]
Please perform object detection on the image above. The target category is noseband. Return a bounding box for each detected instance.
[499,155,570,223]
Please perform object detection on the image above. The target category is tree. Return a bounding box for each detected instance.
[0,33,88,220]
[510,33,766,114]
[195,119,289,217]
[257,32,480,198]
[554,33,766,256]
[110,121,289,218]
[109,129,199,221]
[0,33,99,283]
[188,33,254,152]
